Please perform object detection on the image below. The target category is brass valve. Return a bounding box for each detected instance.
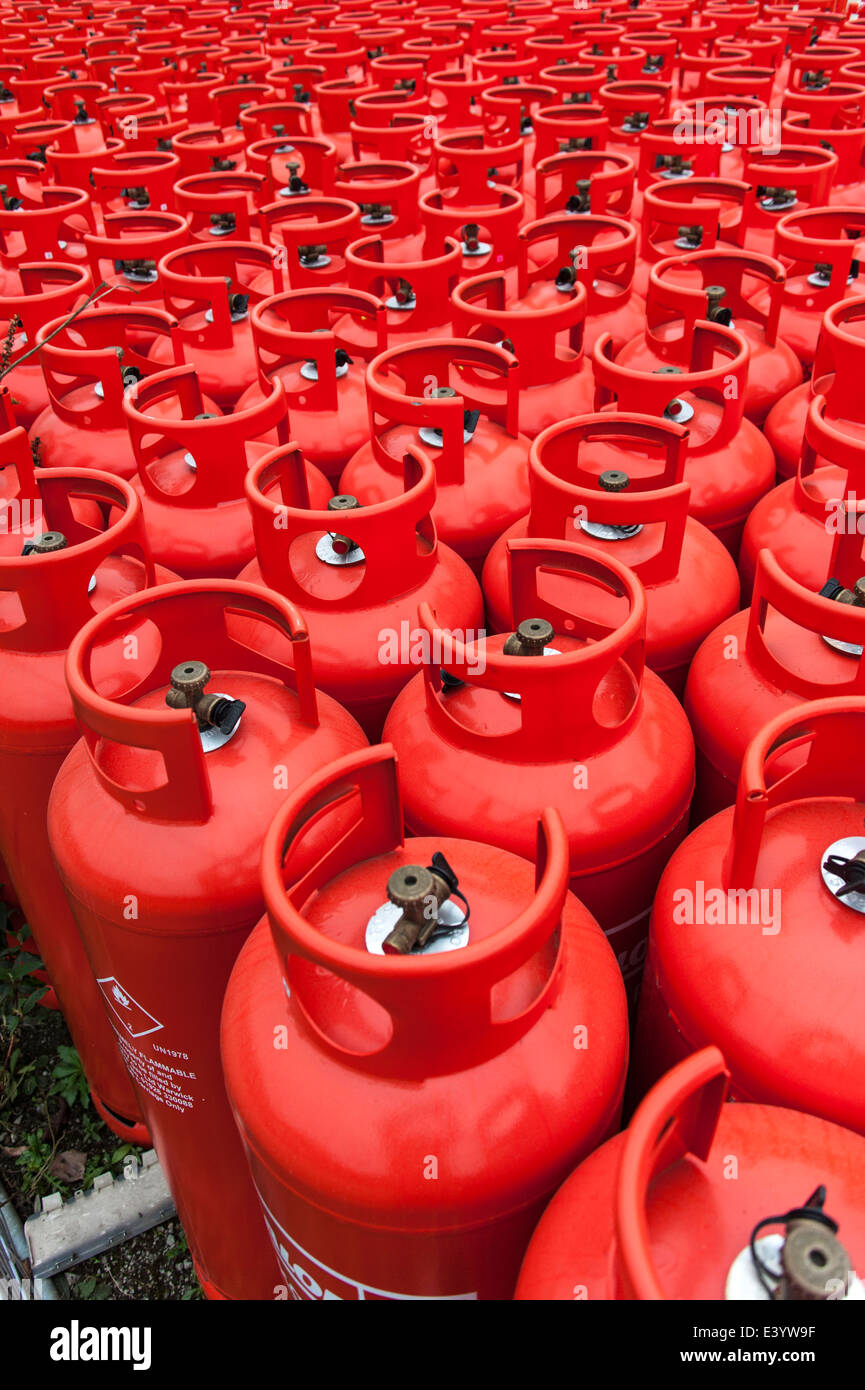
[503,618,554,656]
[165,660,246,735]
[22,531,66,555]
[327,494,360,556]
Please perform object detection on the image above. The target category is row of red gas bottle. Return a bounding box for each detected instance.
[1,0,865,1307]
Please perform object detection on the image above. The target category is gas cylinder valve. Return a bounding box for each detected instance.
[297,242,328,266]
[327,494,360,556]
[758,186,796,211]
[360,202,393,224]
[0,184,22,211]
[210,212,237,236]
[705,285,732,326]
[122,186,150,209]
[559,136,592,152]
[623,111,649,133]
[566,179,591,214]
[382,853,469,954]
[819,576,865,606]
[211,156,236,172]
[113,258,157,283]
[599,469,629,492]
[676,224,703,249]
[284,163,310,195]
[503,618,554,656]
[749,1186,852,1299]
[658,154,692,178]
[165,660,246,735]
[22,531,67,555]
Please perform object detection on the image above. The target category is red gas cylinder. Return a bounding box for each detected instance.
[338,232,459,350]
[760,206,865,367]
[0,261,91,428]
[633,697,865,1135]
[739,146,840,270]
[171,125,247,178]
[450,271,593,439]
[424,70,490,140]
[418,186,525,287]
[314,78,379,162]
[48,580,368,1300]
[236,286,386,482]
[122,365,329,577]
[516,1046,865,1302]
[383,539,695,1005]
[82,211,192,319]
[245,134,338,200]
[254,197,362,291]
[686,538,865,823]
[617,248,802,425]
[0,436,180,1142]
[149,241,284,408]
[482,415,740,697]
[331,159,424,259]
[630,115,723,223]
[87,149,181,218]
[340,338,531,572]
[533,148,635,221]
[237,443,484,738]
[32,306,221,480]
[170,170,270,243]
[592,321,777,556]
[634,175,750,299]
[480,81,557,184]
[597,79,671,158]
[765,295,865,482]
[432,129,527,213]
[348,112,436,196]
[781,92,865,207]
[519,212,645,355]
[741,393,865,598]
[0,169,94,289]
[221,743,628,1301]
[672,95,772,184]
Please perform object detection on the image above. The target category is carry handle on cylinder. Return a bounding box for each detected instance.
[615,1047,730,1301]
[745,546,865,700]
[646,248,785,350]
[66,580,320,823]
[246,444,438,608]
[366,338,521,489]
[0,460,158,654]
[37,305,186,429]
[263,743,572,1076]
[725,696,865,890]
[810,294,865,420]
[451,270,587,387]
[529,414,691,586]
[592,322,749,454]
[420,538,647,759]
[124,364,289,508]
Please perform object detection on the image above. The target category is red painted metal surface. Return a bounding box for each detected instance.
[384,540,694,1005]
[221,745,628,1300]
[0,431,181,1141]
[237,444,483,738]
[482,414,740,694]
[516,1047,865,1299]
[48,581,368,1299]
[633,698,865,1129]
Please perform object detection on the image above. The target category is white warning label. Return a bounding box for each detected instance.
[97,976,163,1038]
[261,1201,477,1302]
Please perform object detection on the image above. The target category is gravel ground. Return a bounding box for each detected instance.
[1,913,201,1301]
